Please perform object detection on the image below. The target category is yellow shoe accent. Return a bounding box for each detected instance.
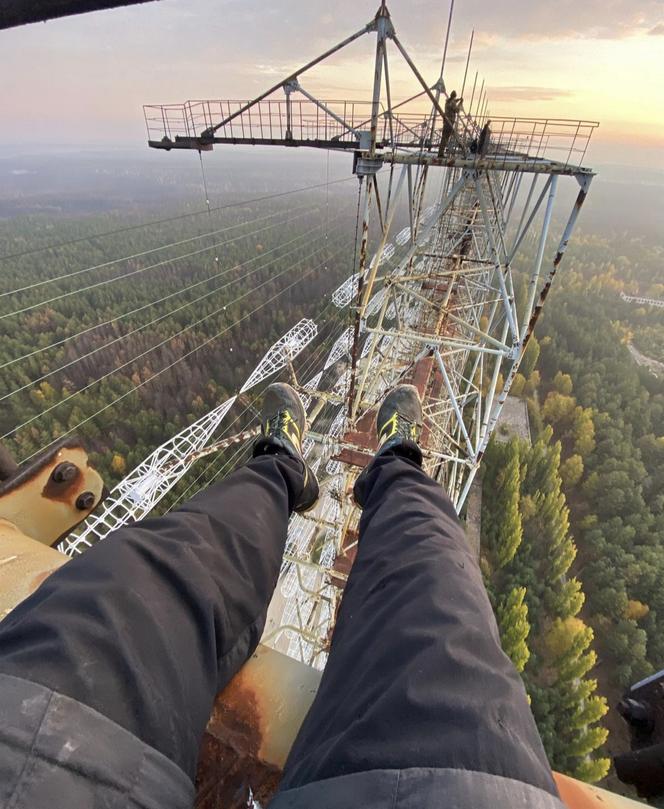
[378,412,399,443]
[282,411,301,451]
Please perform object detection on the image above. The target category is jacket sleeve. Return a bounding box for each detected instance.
[0,673,194,809]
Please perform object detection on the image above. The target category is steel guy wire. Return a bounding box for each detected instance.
[162,251,364,516]
[20,240,351,466]
[165,323,338,511]
[171,311,350,509]
[1,212,347,402]
[6,228,348,443]
[0,206,348,372]
[0,204,322,320]
[0,177,356,263]
[127,326,337,515]
[12,238,351,459]
[44,249,354,520]
[0,203,311,300]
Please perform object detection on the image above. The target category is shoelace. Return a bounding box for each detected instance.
[380,413,420,444]
[266,411,288,436]
[266,410,301,450]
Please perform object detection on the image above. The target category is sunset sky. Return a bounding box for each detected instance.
[2,0,663,169]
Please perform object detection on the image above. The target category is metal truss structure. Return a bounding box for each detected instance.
[620,291,664,309]
[97,1,598,667]
[64,319,317,555]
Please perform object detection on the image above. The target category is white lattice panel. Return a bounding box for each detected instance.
[331,273,359,308]
[324,327,353,369]
[240,318,317,393]
[64,395,238,554]
[396,226,411,245]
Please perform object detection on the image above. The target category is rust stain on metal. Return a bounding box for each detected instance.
[209,671,265,757]
[348,200,371,419]
[335,447,373,468]
[42,468,83,505]
[330,526,359,589]
[0,443,103,547]
[195,668,282,809]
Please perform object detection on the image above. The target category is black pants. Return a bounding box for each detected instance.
[0,453,558,797]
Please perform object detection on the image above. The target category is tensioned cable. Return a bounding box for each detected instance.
[166,311,348,511]
[0,203,320,321]
[166,331,333,510]
[12,236,350,457]
[164,173,353,514]
[108,218,416,523]
[1,212,346,402]
[0,203,307,300]
[18,240,350,465]
[0,176,356,263]
[198,334,337,495]
[1,211,337,393]
[142,231,362,516]
[166,406,256,510]
[0,205,344,372]
[198,150,221,269]
[6,227,347,442]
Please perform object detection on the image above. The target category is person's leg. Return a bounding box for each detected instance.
[438,122,452,156]
[0,452,303,779]
[279,452,558,797]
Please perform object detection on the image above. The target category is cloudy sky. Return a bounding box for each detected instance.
[1,0,663,168]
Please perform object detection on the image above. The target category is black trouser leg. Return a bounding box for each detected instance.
[280,454,558,797]
[0,454,304,780]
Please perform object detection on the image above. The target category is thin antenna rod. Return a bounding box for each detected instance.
[481,94,489,123]
[438,0,455,81]
[468,71,478,117]
[478,89,486,123]
[476,78,485,119]
[461,28,474,99]
[430,0,455,140]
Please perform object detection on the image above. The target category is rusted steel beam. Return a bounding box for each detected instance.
[0,437,105,547]
[196,645,321,809]
[384,152,596,176]
[0,0,159,29]
[334,447,373,468]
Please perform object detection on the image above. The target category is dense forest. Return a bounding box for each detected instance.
[483,225,664,785]
[1,154,663,789]
[0,183,357,493]
[482,432,610,782]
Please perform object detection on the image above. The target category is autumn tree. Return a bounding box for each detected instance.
[482,439,523,569]
[560,453,584,488]
[497,586,531,672]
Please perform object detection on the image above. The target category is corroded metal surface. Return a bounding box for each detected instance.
[555,773,647,808]
[0,439,104,547]
[196,645,321,808]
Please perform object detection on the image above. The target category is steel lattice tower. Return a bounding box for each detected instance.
[74,2,597,669]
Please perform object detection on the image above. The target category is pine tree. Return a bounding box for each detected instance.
[483,440,523,569]
[520,335,540,380]
[573,756,611,784]
[497,587,531,672]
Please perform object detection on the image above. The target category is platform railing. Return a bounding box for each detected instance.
[144,99,598,169]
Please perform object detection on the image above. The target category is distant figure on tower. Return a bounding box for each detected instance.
[438,91,463,156]
[478,120,492,156]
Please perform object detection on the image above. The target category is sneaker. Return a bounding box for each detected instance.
[375,384,424,464]
[253,382,319,512]
[354,384,424,509]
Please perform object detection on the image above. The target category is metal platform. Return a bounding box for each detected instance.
[145,98,597,176]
